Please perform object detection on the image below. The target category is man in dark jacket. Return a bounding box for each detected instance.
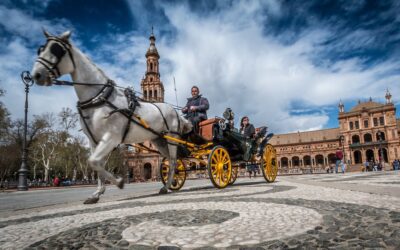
[182,86,209,132]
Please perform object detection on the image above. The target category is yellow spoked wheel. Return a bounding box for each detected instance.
[261,144,278,182]
[208,146,232,188]
[229,165,239,185]
[160,158,186,191]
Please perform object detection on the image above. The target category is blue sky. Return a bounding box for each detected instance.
[0,0,399,134]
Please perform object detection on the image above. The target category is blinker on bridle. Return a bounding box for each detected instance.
[36,37,76,79]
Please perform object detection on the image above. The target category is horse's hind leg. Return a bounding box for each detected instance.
[84,134,124,204]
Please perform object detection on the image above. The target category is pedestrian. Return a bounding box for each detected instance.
[395,159,400,171]
[373,161,378,171]
[363,160,369,172]
[53,176,60,187]
[335,148,343,174]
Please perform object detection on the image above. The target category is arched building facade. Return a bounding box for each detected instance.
[269,91,400,173]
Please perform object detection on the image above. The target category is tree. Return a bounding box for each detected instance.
[25,113,56,182]
[0,88,11,144]
[105,146,125,176]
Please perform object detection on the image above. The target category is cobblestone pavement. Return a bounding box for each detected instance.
[0,171,399,249]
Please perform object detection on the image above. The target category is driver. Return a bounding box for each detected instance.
[182,85,209,132]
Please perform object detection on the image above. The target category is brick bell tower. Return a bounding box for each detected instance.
[141,28,164,102]
[126,29,164,183]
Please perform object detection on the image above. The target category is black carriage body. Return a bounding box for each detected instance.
[213,127,256,162]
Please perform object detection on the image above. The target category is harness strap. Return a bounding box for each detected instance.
[77,106,98,145]
[103,100,164,138]
[78,80,115,110]
[151,103,170,131]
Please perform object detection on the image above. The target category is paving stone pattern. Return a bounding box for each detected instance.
[0,172,399,249]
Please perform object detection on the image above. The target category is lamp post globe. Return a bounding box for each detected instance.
[17,71,34,191]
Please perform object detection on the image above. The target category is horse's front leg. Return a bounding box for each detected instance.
[84,177,106,204]
[84,134,124,204]
[159,143,178,194]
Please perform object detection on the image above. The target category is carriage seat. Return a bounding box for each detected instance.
[199,117,222,141]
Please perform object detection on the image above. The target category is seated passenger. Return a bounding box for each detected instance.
[182,85,209,132]
[239,116,255,138]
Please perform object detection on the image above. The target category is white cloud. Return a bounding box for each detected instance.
[1,0,399,136]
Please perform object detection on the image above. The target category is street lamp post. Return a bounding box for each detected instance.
[18,71,34,191]
[340,135,346,164]
[377,131,384,170]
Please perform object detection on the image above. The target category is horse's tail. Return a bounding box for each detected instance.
[179,116,193,134]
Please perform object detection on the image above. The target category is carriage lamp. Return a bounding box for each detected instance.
[17,71,34,191]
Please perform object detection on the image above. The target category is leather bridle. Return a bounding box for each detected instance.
[36,36,76,79]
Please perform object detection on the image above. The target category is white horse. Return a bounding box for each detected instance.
[31,30,192,204]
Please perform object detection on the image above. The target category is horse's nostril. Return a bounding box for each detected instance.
[34,72,41,80]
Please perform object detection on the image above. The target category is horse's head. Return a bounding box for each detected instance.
[32,30,75,86]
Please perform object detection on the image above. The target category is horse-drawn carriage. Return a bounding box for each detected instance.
[159,112,278,191]
[31,30,277,203]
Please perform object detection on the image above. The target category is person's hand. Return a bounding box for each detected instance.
[182,107,188,112]
[190,106,197,111]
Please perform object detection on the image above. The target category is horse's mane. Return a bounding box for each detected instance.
[71,42,109,79]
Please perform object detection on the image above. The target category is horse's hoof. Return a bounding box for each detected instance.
[116,177,124,189]
[159,187,168,194]
[83,197,99,204]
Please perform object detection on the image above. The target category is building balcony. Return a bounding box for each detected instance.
[349,140,387,148]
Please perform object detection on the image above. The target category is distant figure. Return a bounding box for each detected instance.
[182,86,209,132]
[363,160,369,172]
[335,148,343,173]
[53,176,60,187]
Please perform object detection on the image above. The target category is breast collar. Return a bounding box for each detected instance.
[77,79,115,110]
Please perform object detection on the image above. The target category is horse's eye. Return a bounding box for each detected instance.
[50,43,66,58]
[37,46,44,55]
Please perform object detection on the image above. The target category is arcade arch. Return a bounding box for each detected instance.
[353,150,362,164]
[281,157,289,167]
[144,163,152,180]
[292,156,300,167]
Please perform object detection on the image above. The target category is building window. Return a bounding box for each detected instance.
[355,121,359,129]
[144,90,147,99]
[352,135,360,144]
[349,121,353,130]
[379,117,384,126]
[149,90,152,98]
[364,120,368,128]
[154,90,157,99]
[150,62,153,71]
[373,117,378,126]
[364,133,372,143]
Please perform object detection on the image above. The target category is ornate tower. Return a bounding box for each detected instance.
[338,100,344,113]
[385,89,392,104]
[141,29,164,102]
